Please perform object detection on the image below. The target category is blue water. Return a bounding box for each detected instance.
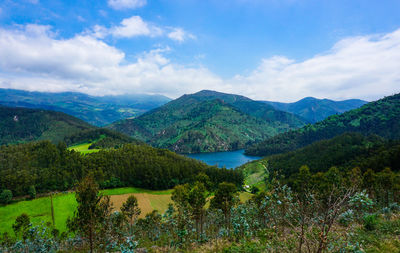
[186,149,261,169]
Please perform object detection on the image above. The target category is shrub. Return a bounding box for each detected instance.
[363,214,379,231]
[28,186,36,200]
[0,190,13,205]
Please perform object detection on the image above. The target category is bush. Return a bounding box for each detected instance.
[0,190,13,205]
[339,209,354,227]
[363,214,379,231]
[28,186,36,199]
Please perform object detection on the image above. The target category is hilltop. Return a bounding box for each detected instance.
[108,90,307,153]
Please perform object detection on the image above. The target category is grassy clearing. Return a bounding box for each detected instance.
[68,142,100,154]
[240,159,268,191]
[0,193,77,235]
[0,187,170,235]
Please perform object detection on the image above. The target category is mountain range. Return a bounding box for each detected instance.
[108,90,307,153]
[0,88,170,126]
[246,93,400,156]
[262,97,367,123]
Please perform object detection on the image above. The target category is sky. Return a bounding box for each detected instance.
[0,0,400,102]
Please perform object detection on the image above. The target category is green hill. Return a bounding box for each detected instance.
[262,97,367,123]
[0,88,170,126]
[246,93,400,156]
[108,90,306,153]
[0,106,95,145]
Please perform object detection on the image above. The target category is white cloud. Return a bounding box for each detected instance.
[0,24,400,102]
[111,16,162,38]
[229,30,400,101]
[107,0,146,10]
[0,24,223,98]
[167,27,195,42]
[88,16,192,42]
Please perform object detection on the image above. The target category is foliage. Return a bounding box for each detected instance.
[246,93,400,156]
[0,105,94,146]
[0,189,13,205]
[0,141,243,197]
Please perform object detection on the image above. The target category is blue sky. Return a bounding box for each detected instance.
[0,0,400,101]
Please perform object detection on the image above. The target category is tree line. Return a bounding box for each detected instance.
[0,141,243,199]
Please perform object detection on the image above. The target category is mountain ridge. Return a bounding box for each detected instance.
[108,90,307,153]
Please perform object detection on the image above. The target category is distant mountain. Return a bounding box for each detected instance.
[246,93,400,156]
[262,97,367,123]
[108,90,307,153]
[0,88,171,126]
[0,105,94,145]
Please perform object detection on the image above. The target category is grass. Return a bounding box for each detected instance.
[0,187,170,235]
[240,159,269,191]
[68,142,100,154]
[0,193,77,235]
[0,187,252,235]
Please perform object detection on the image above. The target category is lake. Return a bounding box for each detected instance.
[186,149,261,169]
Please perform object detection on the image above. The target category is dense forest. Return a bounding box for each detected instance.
[263,97,367,123]
[109,90,306,153]
[0,141,243,197]
[0,106,94,146]
[246,93,400,156]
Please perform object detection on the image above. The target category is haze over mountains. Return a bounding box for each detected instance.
[0,89,170,126]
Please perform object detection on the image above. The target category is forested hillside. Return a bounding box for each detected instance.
[246,93,400,156]
[109,90,306,153]
[0,106,94,145]
[0,88,170,126]
[0,141,243,197]
[263,97,367,123]
[262,132,400,179]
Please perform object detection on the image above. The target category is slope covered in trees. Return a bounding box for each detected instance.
[109,90,306,153]
[0,141,243,197]
[246,93,400,156]
[0,106,94,145]
[263,97,367,123]
[0,88,170,126]
[263,132,400,178]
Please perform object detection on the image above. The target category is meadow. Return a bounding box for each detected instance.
[0,187,251,235]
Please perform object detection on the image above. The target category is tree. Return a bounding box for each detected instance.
[210,182,238,233]
[28,186,36,199]
[67,175,109,253]
[0,190,12,205]
[188,182,207,239]
[121,195,141,235]
[12,213,31,240]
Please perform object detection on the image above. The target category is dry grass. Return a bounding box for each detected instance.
[110,193,172,218]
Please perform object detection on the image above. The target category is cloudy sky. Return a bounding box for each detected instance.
[0,0,400,102]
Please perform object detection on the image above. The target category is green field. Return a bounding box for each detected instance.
[68,142,100,154]
[0,187,251,236]
[0,187,170,235]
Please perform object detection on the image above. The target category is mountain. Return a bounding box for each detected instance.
[262,97,367,123]
[246,93,400,156]
[108,90,307,153]
[0,105,94,145]
[0,88,171,126]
